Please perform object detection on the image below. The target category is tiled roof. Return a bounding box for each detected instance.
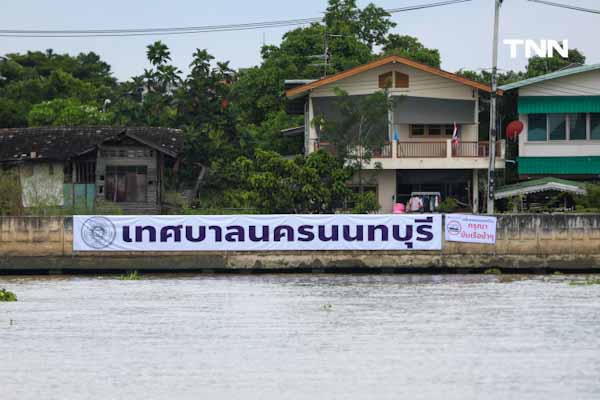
[0,126,183,162]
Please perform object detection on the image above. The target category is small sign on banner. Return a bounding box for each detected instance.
[445,214,497,244]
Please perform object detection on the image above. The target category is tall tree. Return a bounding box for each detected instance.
[382,35,441,68]
[526,48,586,77]
[313,88,393,193]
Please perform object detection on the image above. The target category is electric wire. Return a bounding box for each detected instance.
[528,0,600,14]
[0,0,471,38]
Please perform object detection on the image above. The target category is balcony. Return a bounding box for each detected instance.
[313,139,505,170]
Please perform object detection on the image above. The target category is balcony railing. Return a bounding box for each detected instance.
[452,141,502,158]
[314,139,504,160]
[397,142,447,158]
[316,141,392,158]
[372,142,393,158]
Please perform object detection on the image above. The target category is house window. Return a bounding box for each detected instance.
[378,72,393,89]
[410,125,454,137]
[528,114,547,141]
[591,113,600,140]
[569,113,587,140]
[104,165,148,203]
[428,126,442,136]
[411,125,425,136]
[549,114,567,140]
[395,72,409,88]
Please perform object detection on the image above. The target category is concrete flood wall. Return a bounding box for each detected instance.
[1,215,600,272]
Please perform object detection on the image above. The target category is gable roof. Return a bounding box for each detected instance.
[495,177,587,200]
[285,55,496,99]
[499,63,600,91]
[0,126,184,163]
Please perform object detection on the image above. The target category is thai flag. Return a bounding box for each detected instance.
[452,122,459,145]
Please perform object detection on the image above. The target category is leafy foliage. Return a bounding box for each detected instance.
[236,150,352,214]
[0,170,23,216]
[352,191,380,214]
[313,88,393,192]
[383,35,441,68]
[0,288,17,302]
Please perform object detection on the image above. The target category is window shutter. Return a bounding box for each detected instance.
[378,72,393,89]
[395,72,409,88]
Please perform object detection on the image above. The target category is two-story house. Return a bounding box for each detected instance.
[285,55,505,213]
[499,63,600,181]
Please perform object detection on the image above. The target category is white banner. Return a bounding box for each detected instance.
[445,214,497,244]
[73,215,442,252]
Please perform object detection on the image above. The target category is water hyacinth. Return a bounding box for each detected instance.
[0,289,17,302]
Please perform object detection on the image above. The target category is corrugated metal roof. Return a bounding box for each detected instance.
[495,177,587,199]
[499,63,600,91]
[518,96,600,113]
[518,156,600,175]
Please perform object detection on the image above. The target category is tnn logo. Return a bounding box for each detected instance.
[503,39,569,59]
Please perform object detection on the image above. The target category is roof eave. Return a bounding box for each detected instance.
[285,55,498,98]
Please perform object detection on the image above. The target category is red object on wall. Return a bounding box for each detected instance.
[506,120,524,141]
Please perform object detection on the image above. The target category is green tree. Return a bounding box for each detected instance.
[526,48,586,78]
[313,88,393,193]
[237,149,352,214]
[383,35,441,68]
[27,98,113,126]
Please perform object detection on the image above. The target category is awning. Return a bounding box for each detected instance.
[518,156,600,175]
[495,177,587,200]
[518,96,600,114]
[394,96,476,124]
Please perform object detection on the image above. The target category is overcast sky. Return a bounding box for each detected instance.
[1,0,599,81]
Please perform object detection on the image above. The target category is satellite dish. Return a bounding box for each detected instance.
[506,120,524,141]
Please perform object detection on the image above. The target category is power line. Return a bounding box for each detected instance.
[528,0,600,14]
[0,0,471,38]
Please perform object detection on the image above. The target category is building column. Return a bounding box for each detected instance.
[472,169,479,214]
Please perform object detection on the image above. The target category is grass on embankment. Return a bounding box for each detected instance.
[119,271,140,281]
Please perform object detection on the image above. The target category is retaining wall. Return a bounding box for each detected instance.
[1,215,600,272]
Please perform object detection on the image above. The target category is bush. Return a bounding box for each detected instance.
[0,288,17,302]
[0,170,23,216]
[352,191,381,214]
[438,197,458,213]
[575,184,600,211]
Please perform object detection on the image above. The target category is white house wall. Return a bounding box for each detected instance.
[349,169,397,214]
[19,162,64,207]
[311,64,476,100]
[518,69,600,157]
[520,69,600,97]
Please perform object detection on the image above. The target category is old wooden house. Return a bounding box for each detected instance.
[0,127,184,214]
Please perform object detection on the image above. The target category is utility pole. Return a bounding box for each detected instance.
[487,0,502,215]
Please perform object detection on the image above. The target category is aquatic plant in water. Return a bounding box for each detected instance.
[119,271,140,281]
[484,268,502,275]
[569,278,600,286]
[0,288,17,302]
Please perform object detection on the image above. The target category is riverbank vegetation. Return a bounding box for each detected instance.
[0,289,17,302]
[119,271,140,281]
[0,0,588,214]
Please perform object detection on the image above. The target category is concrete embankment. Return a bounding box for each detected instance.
[1,215,600,273]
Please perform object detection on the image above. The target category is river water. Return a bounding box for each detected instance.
[1,274,599,400]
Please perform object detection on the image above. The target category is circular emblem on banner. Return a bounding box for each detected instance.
[447,221,462,236]
[81,217,117,249]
